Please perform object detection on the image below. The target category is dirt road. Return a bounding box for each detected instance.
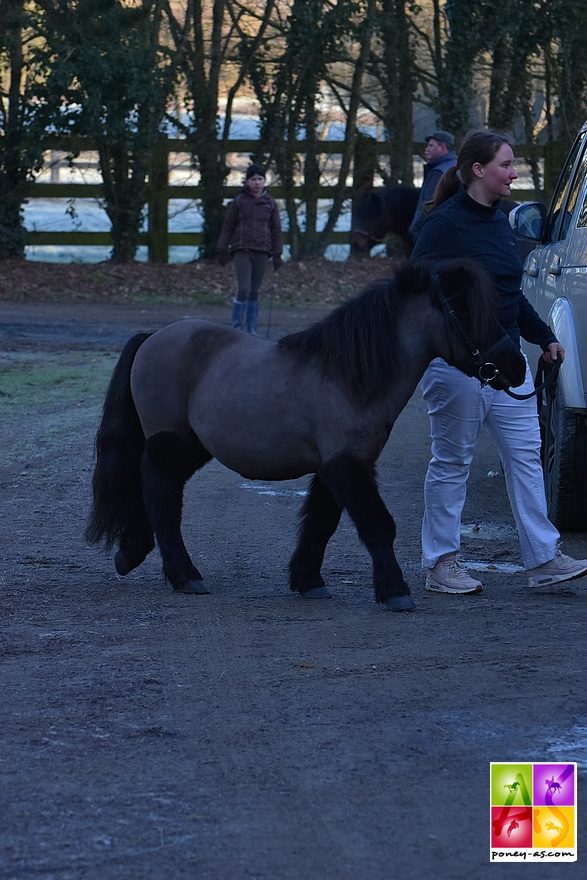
[1,299,586,879]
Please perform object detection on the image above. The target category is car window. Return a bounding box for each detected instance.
[579,190,587,228]
[579,149,587,227]
[559,142,587,238]
[546,130,587,242]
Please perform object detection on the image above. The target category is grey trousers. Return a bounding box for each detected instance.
[232,250,269,302]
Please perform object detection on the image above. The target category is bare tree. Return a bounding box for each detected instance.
[164,0,276,258]
[362,0,415,185]
[243,0,375,258]
[548,0,587,150]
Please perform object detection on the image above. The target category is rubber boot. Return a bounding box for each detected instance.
[231,299,245,329]
[245,300,259,335]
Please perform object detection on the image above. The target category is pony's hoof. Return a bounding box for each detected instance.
[174,580,210,595]
[114,549,133,576]
[300,586,332,599]
[383,595,416,612]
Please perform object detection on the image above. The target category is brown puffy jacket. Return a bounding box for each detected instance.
[217,189,282,256]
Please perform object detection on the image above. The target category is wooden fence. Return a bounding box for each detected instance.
[23,136,546,262]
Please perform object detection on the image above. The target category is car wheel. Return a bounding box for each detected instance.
[541,385,587,530]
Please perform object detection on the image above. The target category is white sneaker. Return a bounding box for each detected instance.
[425,554,483,594]
[527,550,587,589]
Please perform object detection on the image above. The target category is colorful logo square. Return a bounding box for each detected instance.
[491,806,532,848]
[490,762,577,862]
[533,806,575,848]
[533,763,575,806]
[490,763,532,806]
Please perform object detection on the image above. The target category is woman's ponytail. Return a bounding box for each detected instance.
[426,166,460,214]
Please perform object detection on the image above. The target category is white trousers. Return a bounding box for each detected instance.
[420,357,560,571]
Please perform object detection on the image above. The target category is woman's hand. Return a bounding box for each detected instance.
[543,342,565,363]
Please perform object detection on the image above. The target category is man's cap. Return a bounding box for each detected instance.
[425,130,455,148]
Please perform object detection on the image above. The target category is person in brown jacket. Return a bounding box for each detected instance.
[216,164,283,334]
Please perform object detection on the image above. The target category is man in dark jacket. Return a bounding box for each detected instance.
[409,130,456,241]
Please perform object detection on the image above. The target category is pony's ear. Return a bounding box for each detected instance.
[440,258,491,284]
[393,259,426,294]
[438,263,466,289]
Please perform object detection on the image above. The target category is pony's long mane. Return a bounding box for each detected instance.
[278,261,432,404]
[278,257,500,405]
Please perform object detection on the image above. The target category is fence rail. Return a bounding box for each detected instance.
[23,136,547,260]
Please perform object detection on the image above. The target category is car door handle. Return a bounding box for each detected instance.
[548,255,562,276]
[525,255,539,277]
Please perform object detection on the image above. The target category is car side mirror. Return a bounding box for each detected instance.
[509,202,547,241]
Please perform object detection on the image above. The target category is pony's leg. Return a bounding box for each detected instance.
[141,430,212,594]
[320,454,415,612]
[289,475,342,599]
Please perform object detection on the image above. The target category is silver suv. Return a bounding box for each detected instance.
[509,120,587,531]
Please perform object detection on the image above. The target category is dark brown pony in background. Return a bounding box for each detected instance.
[86,259,526,612]
[352,185,517,256]
[352,186,420,255]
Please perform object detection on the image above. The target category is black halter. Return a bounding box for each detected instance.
[352,227,385,244]
[432,273,505,386]
[432,273,561,400]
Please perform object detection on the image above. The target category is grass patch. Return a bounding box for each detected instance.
[0,351,117,413]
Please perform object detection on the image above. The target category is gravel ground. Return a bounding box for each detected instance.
[1,281,586,879]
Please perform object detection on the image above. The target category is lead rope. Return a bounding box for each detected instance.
[503,358,561,401]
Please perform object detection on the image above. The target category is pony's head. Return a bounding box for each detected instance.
[430,259,526,390]
[351,192,387,252]
[352,187,420,253]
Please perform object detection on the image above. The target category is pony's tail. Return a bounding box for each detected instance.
[85,332,152,549]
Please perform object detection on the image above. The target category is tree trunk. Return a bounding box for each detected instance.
[377,0,414,185]
[0,0,27,259]
[98,138,148,263]
[299,98,321,257]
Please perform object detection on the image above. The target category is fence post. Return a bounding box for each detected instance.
[148,135,169,263]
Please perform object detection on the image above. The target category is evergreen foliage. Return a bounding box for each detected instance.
[1,0,586,261]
